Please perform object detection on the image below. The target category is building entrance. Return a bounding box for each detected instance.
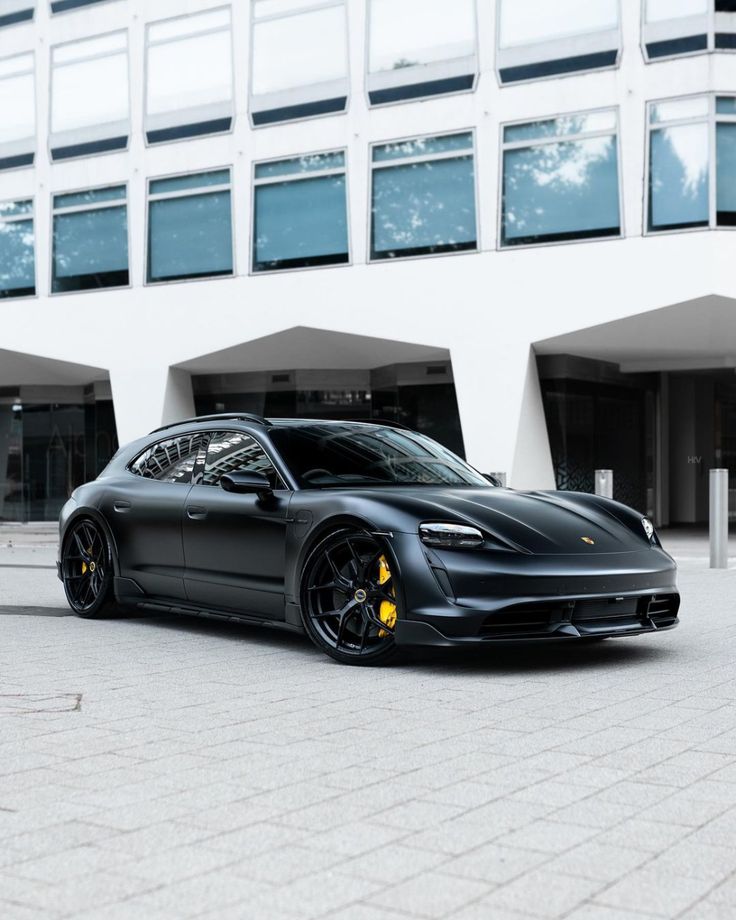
[0,389,117,522]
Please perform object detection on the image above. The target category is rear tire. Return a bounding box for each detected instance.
[301,528,400,666]
[61,518,119,619]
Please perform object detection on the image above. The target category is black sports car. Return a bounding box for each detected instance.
[58,414,679,665]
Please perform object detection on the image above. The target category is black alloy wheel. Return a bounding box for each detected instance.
[61,519,117,618]
[302,529,400,665]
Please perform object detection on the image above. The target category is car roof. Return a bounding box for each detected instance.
[149,415,409,436]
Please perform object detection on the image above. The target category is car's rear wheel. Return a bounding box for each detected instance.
[301,528,400,666]
[61,518,118,618]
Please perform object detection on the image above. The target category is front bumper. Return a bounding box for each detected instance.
[390,534,679,647]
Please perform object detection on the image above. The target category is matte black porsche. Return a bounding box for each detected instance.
[58,414,679,665]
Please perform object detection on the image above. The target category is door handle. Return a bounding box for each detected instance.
[113,501,132,513]
[187,506,208,520]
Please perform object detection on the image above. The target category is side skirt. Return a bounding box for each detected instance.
[134,599,305,634]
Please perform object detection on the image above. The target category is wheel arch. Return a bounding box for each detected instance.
[291,513,404,610]
[61,506,121,578]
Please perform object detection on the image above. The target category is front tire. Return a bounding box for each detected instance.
[61,518,118,618]
[301,528,400,666]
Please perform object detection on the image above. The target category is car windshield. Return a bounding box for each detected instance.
[269,423,490,488]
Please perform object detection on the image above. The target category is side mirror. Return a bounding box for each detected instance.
[221,471,273,501]
[483,473,504,488]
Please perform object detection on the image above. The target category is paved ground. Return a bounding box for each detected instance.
[1,526,736,919]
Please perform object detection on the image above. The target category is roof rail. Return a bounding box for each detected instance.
[327,416,413,431]
[150,413,266,434]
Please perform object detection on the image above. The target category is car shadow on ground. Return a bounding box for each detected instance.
[108,609,672,677]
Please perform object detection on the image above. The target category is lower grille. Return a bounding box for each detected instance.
[478,606,556,638]
[479,593,679,638]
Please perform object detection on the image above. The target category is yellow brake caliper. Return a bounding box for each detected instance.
[377,555,397,637]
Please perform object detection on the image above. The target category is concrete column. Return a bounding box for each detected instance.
[110,364,195,447]
[451,343,555,490]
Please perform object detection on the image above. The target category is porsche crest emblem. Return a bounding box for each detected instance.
[581,536,595,545]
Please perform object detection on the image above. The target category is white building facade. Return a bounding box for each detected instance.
[0,0,735,523]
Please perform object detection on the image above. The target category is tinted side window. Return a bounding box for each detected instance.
[130,434,208,484]
[203,431,279,488]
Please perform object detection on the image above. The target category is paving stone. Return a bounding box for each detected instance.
[1,547,735,918]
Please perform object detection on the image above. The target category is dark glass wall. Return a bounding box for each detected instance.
[538,357,655,514]
[0,399,118,522]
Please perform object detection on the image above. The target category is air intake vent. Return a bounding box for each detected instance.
[647,594,680,629]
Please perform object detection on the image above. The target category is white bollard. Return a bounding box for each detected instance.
[710,468,729,569]
[595,469,613,499]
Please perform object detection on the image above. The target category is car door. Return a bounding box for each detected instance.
[182,430,291,618]
[100,432,208,601]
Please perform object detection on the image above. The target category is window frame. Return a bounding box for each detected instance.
[644,92,736,235]
[0,197,36,300]
[127,431,210,485]
[365,0,479,107]
[250,146,352,275]
[249,0,350,127]
[49,181,131,297]
[144,6,235,146]
[144,166,236,287]
[367,127,480,264]
[200,429,290,491]
[495,0,622,86]
[0,1,34,30]
[497,106,625,251]
[0,50,35,171]
[48,29,131,162]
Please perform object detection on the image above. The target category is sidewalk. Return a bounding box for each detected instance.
[1,524,735,919]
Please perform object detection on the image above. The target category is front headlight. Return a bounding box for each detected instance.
[419,522,484,548]
[641,517,655,542]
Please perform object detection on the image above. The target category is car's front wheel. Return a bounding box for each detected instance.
[301,528,400,666]
[61,518,118,618]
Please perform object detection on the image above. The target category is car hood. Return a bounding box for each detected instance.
[363,487,652,555]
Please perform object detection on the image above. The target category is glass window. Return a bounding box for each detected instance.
[0,1,34,28]
[130,434,209,484]
[52,186,128,293]
[643,0,736,58]
[203,431,280,488]
[0,53,34,170]
[501,111,621,247]
[0,200,35,298]
[145,8,233,144]
[497,0,620,83]
[147,169,233,284]
[50,31,129,160]
[51,0,111,12]
[647,96,710,232]
[251,0,348,125]
[253,151,349,272]
[370,133,477,261]
[367,0,477,104]
[717,97,736,225]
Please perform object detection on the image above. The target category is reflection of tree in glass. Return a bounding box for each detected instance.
[0,221,34,291]
[505,137,615,235]
[373,158,475,251]
[654,125,708,199]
